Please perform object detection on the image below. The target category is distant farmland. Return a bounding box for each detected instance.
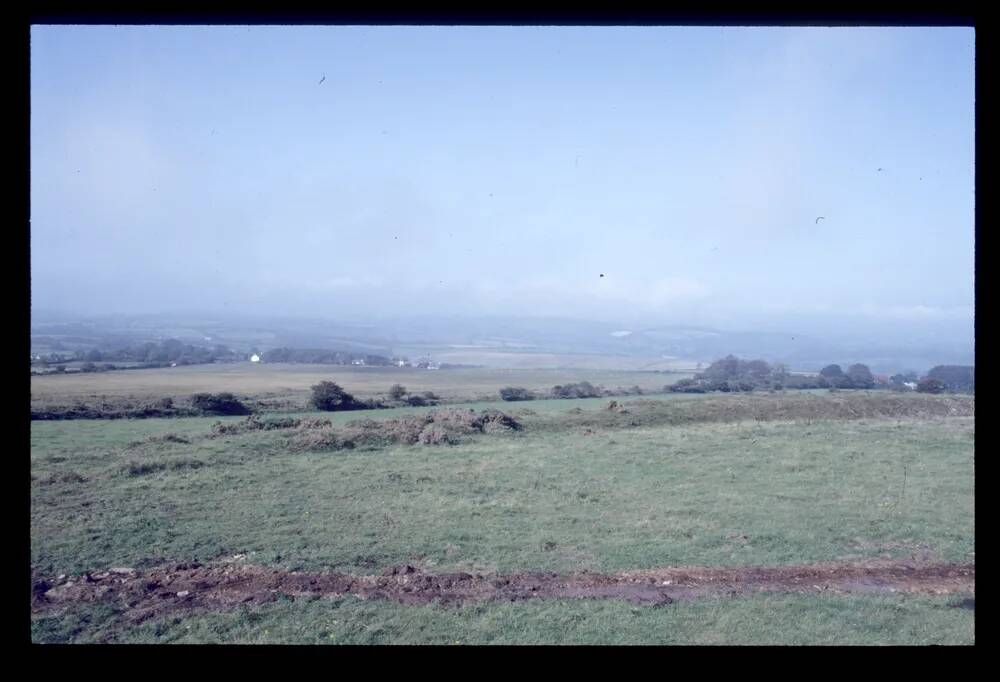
[30,362,692,404]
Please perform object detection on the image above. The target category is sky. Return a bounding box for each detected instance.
[30,25,975,345]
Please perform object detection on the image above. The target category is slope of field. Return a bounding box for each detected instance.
[30,392,974,644]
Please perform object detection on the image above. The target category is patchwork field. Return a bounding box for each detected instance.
[30,390,974,644]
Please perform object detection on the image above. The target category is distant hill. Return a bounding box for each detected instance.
[30,311,973,375]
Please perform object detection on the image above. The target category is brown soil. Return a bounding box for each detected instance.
[31,558,974,624]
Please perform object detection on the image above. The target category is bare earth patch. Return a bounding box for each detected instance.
[32,558,974,625]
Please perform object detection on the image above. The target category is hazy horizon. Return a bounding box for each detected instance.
[31,25,975,352]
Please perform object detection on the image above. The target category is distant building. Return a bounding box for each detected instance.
[903,382,918,390]
[250,354,261,363]
[397,360,406,367]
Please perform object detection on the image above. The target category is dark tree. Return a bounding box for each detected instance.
[701,355,742,383]
[388,384,407,400]
[926,365,974,393]
[819,364,848,388]
[770,362,790,386]
[916,378,946,394]
[743,359,772,384]
[819,364,844,379]
[846,363,875,389]
[310,381,362,411]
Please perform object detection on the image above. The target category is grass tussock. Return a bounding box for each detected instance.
[120,458,206,477]
[128,433,192,447]
[35,471,88,485]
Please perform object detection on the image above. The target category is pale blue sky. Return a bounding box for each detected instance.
[31,25,975,343]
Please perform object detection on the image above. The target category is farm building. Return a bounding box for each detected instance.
[250,354,261,363]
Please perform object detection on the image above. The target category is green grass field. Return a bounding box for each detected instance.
[30,390,974,644]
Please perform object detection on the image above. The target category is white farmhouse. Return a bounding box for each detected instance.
[250,354,261,363]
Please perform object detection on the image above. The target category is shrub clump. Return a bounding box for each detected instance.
[551,382,602,399]
[405,392,441,407]
[292,408,522,451]
[190,393,251,416]
[310,381,365,411]
[30,396,200,420]
[500,387,535,401]
[210,415,328,436]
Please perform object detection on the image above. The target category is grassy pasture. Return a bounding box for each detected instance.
[30,391,974,644]
[32,592,974,645]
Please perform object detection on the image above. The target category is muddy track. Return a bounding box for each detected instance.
[31,558,974,624]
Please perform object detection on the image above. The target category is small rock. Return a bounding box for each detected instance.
[176,590,190,597]
[56,574,66,581]
[110,567,136,575]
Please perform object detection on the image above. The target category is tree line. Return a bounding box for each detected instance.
[261,347,400,366]
[32,339,242,372]
[669,355,973,394]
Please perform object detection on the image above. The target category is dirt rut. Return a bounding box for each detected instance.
[31,558,974,623]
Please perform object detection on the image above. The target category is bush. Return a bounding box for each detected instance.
[310,381,363,411]
[551,381,601,399]
[916,378,946,394]
[388,384,407,400]
[333,408,522,450]
[190,392,251,415]
[668,378,706,393]
[499,387,535,401]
